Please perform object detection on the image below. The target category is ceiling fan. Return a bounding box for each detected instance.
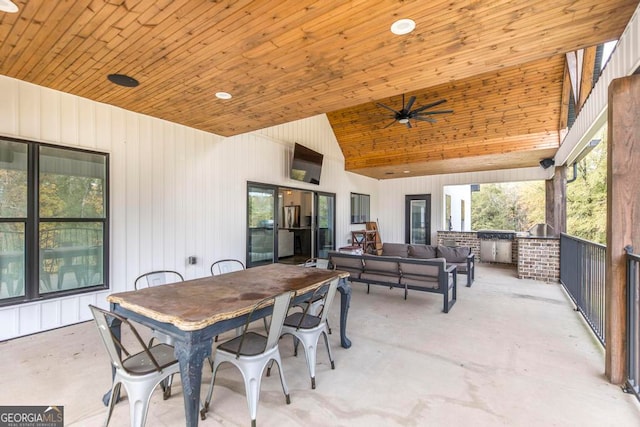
[377,94,453,129]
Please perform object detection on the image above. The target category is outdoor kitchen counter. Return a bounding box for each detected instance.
[437,231,560,282]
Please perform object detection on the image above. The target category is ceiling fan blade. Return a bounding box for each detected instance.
[413,116,437,123]
[411,99,447,113]
[404,96,416,113]
[376,103,401,115]
[383,119,397,128]
[414,109,454,115]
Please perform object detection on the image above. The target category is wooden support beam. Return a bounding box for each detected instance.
[578,46,598,111]
[545,166,566,234]
[605,74,640,384]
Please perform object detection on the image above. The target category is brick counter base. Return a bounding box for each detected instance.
[517,238,560,282]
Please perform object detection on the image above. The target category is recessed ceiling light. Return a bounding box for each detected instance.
[107,74,139,87]
[390,18,416,35]
[403,170,410,174]
[215,92,232,100]
[0,0,18,13]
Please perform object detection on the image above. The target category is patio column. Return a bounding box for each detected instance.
[545,167,566,234]
[605,74,640,384]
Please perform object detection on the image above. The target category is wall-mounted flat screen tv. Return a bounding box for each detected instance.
[290,143,323,185]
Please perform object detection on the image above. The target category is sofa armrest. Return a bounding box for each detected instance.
[443,264,457,313]
[465,253,475,287]
[446,264,457,288]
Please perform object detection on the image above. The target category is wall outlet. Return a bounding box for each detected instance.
[188,256,197,265]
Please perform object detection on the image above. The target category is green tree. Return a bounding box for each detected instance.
[471,182,544,231]
[567,138,607,244]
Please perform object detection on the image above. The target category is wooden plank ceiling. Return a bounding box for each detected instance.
[0,0,637,179]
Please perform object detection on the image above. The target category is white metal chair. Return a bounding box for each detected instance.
[133,270,184,398]
[297,258,332,334]
[279,277,339,389]
[210,259,245,276]
[210,259,267,341]
[134,270,184,290]
[89,305,181,427]
[200,291,293,426]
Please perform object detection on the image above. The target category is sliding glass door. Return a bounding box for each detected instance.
[247,183,336,267]
[316,192,336,258]
[247,183,277,267]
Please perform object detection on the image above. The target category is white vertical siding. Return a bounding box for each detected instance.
[0,77,380,340]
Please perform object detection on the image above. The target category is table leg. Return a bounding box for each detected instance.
[174,338,212,427]
[337,278,352,348]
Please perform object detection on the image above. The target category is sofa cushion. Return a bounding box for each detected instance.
[401,275,440,289]
[362,255,400,274]
[408,244,437,259]
[437,245,471,263]
[399,257,445,277]
[449,262,468,274]
[328,252,363,277]
[381,243,409,258]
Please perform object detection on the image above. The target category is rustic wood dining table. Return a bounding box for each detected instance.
[106,263,351,427]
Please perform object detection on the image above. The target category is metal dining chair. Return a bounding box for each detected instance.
[209,258,268,342]
[133,270,184,398]
[210,259,245,276]
[297,258,332,334]
[89,305,181,427]
[134,270,184,290]
[200,291,293,426]
[279,277,339,389]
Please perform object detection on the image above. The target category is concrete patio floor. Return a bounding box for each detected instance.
[1,264,639,426]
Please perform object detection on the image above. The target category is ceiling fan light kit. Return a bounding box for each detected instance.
[377,94,453,129]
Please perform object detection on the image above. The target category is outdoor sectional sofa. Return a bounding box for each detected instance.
[328,242,473,313]
[382,242,475,287]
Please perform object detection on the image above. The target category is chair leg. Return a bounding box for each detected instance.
[104,382,121,427]
[161,374,173,400]
[124,379,159,427]
[270,351,291,404]
[202,359,222,417]
[321,330,335,370]
[293,332,320,389]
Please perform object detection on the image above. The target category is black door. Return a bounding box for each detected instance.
[405,194,431,245]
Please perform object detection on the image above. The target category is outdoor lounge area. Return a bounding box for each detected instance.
[1,264,639,426]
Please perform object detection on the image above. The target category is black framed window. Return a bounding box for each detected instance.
[350,193,370,224]
[0,137,109,305]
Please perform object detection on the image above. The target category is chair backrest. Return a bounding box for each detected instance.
[89,305,162,374]
[301,258,329,269]
[265,291,294,349]
[301,258,317,267]
[211,259,245,276]
[134,270,184,290]
[298,278,339,326]
[234,291,292,357]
